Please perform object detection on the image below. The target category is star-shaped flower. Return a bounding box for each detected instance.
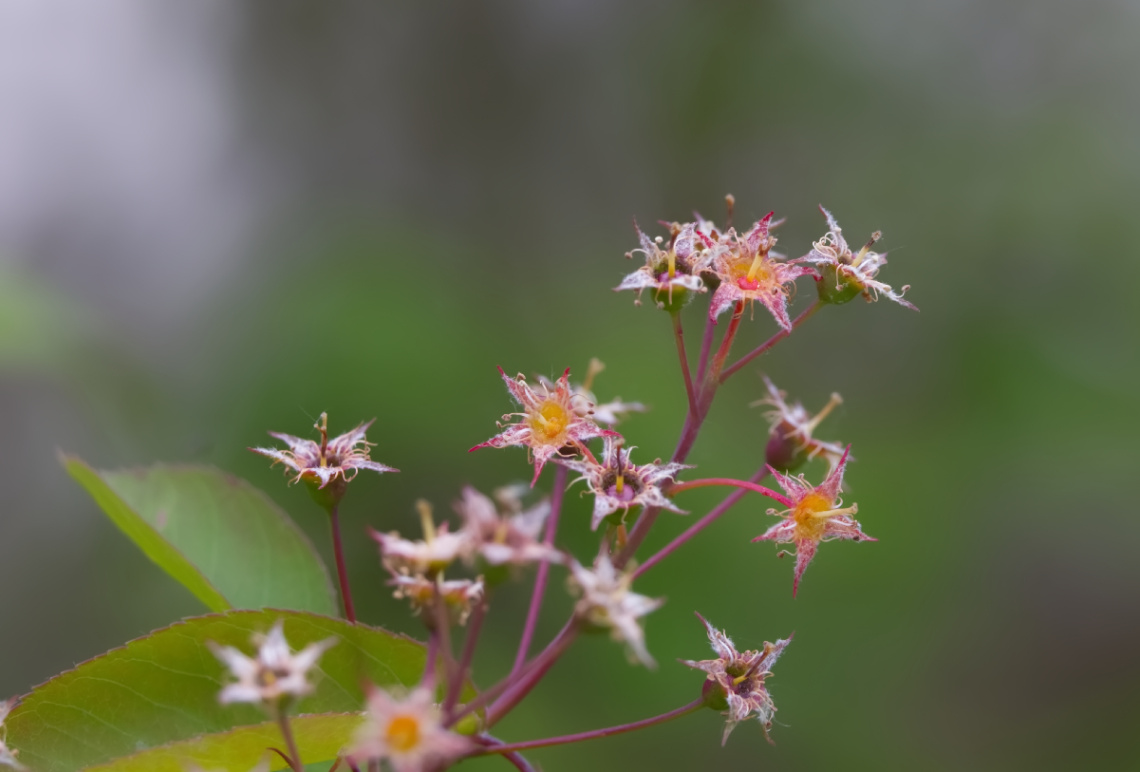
[569,554,664,668]
[536,358,647,428]
[208,621,337,707]
[752,447,876,596]
[453,486,563,567]
[372,500,468,577]
[560,435,691,530]
[616,221,708,311]
[706,212,815,329]
[470,367,618,486]
[800,205,917,309]
[250,412,398,490]
[349,686,474,771]
[751,375,847,473]
[389,573,485,625]
[0,698,26,771]
[681,613,792,745]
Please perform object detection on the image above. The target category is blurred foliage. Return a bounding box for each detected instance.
[2,1,1138,770]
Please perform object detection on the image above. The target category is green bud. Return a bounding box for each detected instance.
[815,265,864,305]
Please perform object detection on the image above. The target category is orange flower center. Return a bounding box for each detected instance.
[529,400,570,444]
[386,714,421,753]
[792,491,833,542]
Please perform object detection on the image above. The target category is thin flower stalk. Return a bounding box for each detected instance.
[274,712,305,772]
[667,477,793,508]
[512,463,568,676]
[328,505,356,623]
[671,312,698,418]
[720,300,821,383]
[633,467,769,580]
[485,621,579,728]
[472,698,705,756]
[445,596,488,716]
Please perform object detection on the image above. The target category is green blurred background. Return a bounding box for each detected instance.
[2,1,1138,769]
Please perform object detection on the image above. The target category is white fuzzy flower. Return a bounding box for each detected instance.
[208,621,336,706]
[569,554,664,668]
[349,686,474,771]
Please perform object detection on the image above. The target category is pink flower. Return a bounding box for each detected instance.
[536,358,646,428]
[751,375,847,473]
[569,554,664,668]
[752,447,876,597]
[453,486,563,567]
[372,500,467,576]
[560,435,691,530]
[470,367,617,486]
[706,212,814,329]
[250,412,398,489]
[681,613,792,745]
[389,573,485,625]
[208,621,337,706]
[800,205,917,309]
[616,222,707,310]
[349,686,474,771]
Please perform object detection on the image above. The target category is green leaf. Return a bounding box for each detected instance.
[62,457,336,614]
[82,714,358,772]
[4,610,430,772]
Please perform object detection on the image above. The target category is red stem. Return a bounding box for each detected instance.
[671,312,698,419]
[328,506,356,623]
[474,698,704,756]
[487,621,578,728]
[445,597,488,715]
[694,313,717,383]
[634,468,769,579]
[512,463,568,675]
[667,477,792,508]
[719,301,821,382]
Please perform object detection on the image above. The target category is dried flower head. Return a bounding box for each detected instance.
[536,358,647,428]
[616,222,707,311]
[389,572,485,625]
[706,212,814,329]
[250,412,398,494]
[801,206,917,309]
[349,686,474,771]
[470,367,617,486]
[751,375,846,473]
[568,554,664,668]
[454,486,563,567]
[0,698,25,771]
[752,447,876,596]
[681,613,792,745]
[372,500,467,576]
[561,435,691,530]
[208,621,337,706]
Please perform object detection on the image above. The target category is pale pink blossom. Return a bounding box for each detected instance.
[752,447,876,596]
[250,412,397,489]
[389,573,485,625]
[751,375,846,473]
[372,500,467,576]
[208,621,336,706]
[470,367,617,486]
[349,686,474,771]
[569,554,664,668]
[616,222,707,308]
[800,205,917,309]
[453,486,563,567]
[681,613,792,745]
[560,435,690,530]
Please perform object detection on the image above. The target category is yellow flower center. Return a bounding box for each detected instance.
[792,492,834,542]
[529,400,570,444]
[386,714,421,753]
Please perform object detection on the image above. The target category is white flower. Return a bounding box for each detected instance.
[372,500,468,575]
[349,686,474,771]
[390,573,485,625]
[569,554,664,668]
[208,621,337,706]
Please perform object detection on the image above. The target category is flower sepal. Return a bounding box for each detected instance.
[699,676,730,712]
[305,475,348,511]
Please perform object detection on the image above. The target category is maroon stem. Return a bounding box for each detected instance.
[719,301,821,383]
[667,477,792,508]
[487,621,579,728]
[694,313,717,383]
[476,735,537,772]
[422,629,440,690]
[327,506,356,623]
[671,312,698,419]
[512,463,568,676]
[274,710,305,772]
[634,468,769,580]
[445,597,488,715]
[473,698,704,756]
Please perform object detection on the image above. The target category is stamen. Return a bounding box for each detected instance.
[810,503,858,520]
[316,412,329,456]
[416,499,436,542]
[725,193,735,228]
[667,249,677,279]
[803,392,843,435]
[615,474,625,495]
[583,358,606,392]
